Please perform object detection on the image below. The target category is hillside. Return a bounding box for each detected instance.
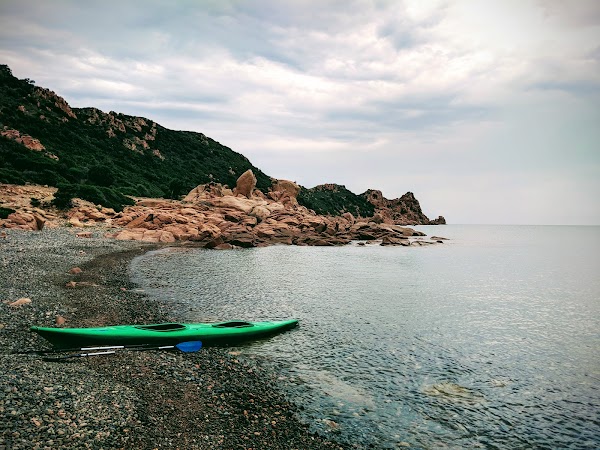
[0,64,271,210]
[298,184,375,217]
[0,64,443,224]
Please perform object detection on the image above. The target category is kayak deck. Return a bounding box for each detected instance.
[31,319,299,349]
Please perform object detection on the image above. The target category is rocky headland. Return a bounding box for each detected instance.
[0,178,446,245]
[0,170,446,249]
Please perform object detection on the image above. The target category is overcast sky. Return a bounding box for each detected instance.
[1,0,598,224]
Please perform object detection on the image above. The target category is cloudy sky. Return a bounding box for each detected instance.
[1,0,598,224]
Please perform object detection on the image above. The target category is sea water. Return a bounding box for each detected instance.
[130,225,600,449]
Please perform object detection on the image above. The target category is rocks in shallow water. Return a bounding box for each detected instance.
[213,243,234,250]
[322,418,340,431]
[423,382,485,404]
[380,236,410,246]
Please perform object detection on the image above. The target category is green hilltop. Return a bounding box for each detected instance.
[0,64,273,211]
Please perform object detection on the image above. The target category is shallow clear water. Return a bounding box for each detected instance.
[130,225,600,449]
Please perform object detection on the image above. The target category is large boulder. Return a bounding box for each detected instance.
[270,179,300,205]
[183,183,233,203]
[208,196,258,214]
[234,170,257,198]
[249,205,271,222]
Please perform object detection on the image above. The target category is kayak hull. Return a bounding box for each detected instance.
[31,319,299,349]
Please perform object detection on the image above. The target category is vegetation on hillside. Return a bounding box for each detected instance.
[298,184,375,217]
[0,64,271,211]
[0,64,436,221]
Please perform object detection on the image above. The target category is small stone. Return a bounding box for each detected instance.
[55,315,66,326]
[322,419,340,430]
[65,281,77,288]
[68,267,82,275]
[9,297,32,307]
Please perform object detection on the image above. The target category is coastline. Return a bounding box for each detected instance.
[0,228,345,449]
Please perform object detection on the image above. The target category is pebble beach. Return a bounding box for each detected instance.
[0,228,346,449]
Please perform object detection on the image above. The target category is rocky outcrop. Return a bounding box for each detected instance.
[1,128,59,160]
[183,183,233,203]
[429,216,446,225]
[33,87,77,120]
[269,179,300,207]
[0,173,445,247]
[0,184,59,230]
[102,174,431,247]
[2,212,45,230]
[75,108,163,159]
[362,190,444,225]
[2,129,44,151]
[234,169,257,198]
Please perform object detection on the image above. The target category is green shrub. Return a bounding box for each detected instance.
[298,185,375,217]
[52,183,78,209]
[52,183,134,212]
[0,206,15,219]
[87,164,115,187]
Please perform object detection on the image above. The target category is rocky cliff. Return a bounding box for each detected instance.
[362,189,445,225]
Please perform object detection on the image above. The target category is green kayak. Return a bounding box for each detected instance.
[31,319,299,349]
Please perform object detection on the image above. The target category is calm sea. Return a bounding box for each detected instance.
[130,225,600,449]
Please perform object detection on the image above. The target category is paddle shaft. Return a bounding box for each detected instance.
[17,342,180,355]
[41,342,201,362]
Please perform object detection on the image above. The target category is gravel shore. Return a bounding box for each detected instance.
[0,228,346,449]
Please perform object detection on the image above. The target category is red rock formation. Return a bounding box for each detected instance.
[34,87,77,119]
[1,129,45,151]
[269,179,300,206]
[363,190,439,225]
[1,178,439,247]
[234,170,257,198]
[429,216,447,225]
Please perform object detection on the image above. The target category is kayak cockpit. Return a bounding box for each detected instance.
[133,323,187,331]
[212,321,253,328]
